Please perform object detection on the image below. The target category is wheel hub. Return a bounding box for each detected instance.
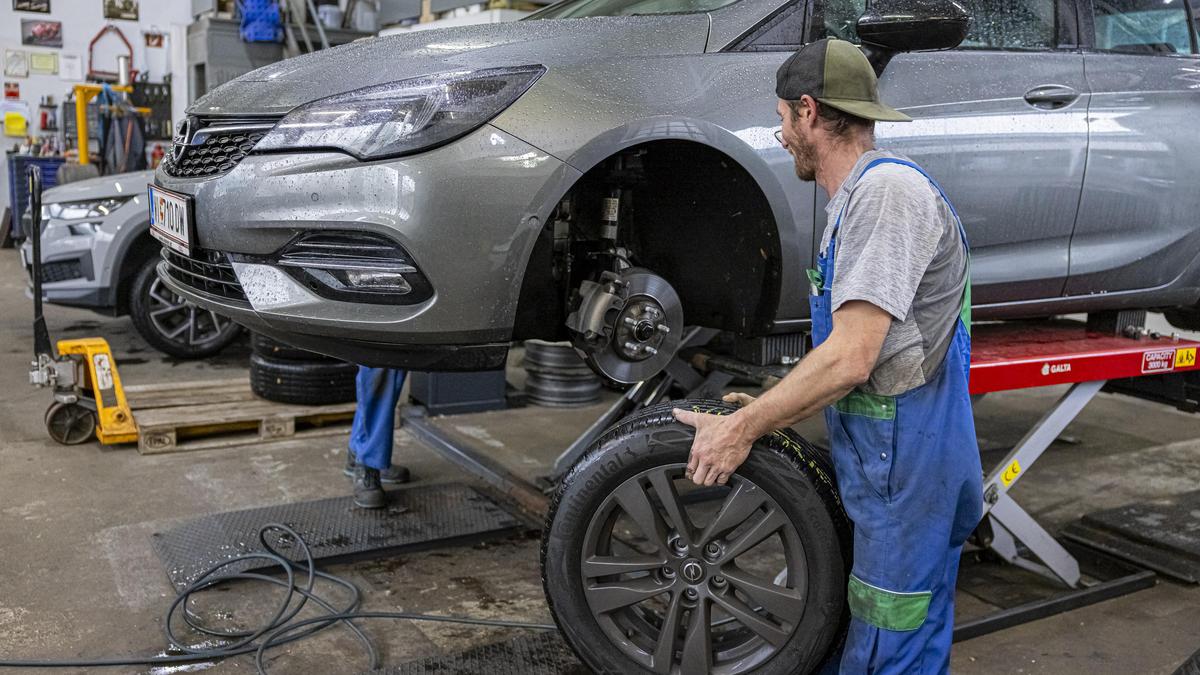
[566,267,684,384]
[680,559,705,583]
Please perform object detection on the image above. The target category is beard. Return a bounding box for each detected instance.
[791,136,818,181]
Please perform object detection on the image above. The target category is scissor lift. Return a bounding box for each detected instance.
[956,317,1199,638]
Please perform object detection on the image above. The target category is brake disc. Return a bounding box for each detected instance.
[568,268,683,384]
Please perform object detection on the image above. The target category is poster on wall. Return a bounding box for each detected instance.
[59,53,82,81]
[5,50,29,78]
[103,0,138,21]
[29,52,58,75]
[12,0,50,12]
[20,19,62,48]
[144,32,164,48]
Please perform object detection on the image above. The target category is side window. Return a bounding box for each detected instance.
[818,0,866,43]
[737,0,808,51]
[1093,0,1197,55]
[957,0,1057,50]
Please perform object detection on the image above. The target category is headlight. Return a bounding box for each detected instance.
[255,65,546,160]
[45,197,132,221]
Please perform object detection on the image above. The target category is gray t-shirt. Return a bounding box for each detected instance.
[820,149,968,396]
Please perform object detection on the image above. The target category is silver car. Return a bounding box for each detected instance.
[153,0,1200,382]
[22,171,241,358]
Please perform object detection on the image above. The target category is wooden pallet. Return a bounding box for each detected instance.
[125,377,356,455]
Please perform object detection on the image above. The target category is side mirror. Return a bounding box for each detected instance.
[857,0,971,75]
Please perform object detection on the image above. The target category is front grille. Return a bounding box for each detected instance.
[160,247,247,304]
[162,117,278,179]
[41,260,84,283]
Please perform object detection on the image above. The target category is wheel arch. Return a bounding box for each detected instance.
[511,121,795,341]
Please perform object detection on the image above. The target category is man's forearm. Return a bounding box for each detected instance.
[734,340,864,438]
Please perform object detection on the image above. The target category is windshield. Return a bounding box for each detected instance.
[525,0,738,20]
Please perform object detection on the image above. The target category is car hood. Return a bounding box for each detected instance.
[43,169,155,203]
[190,15,711,117]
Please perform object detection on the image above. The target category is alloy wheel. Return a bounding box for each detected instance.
[145,276,234,349]
[580,464,807,674]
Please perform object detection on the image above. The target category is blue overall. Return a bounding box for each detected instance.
[811,158,982,674]
[349,366,407,471]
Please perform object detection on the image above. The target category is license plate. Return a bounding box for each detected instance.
[148,185,193,256]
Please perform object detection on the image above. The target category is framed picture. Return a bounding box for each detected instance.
[144,32,164,48]
[103,0,138,21]
[29,51,58,75]
[20,19,62,48]
[5,50,29,78]
[13,0,50,12]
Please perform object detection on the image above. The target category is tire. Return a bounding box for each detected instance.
[129,256,241,359]
[1176,647,1200,675]
[249,353,357,405]
[542,399,851,675]
[1164,307,1200,332]
[250,332,335,362]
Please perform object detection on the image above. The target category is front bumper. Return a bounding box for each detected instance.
[20,236,110,309]
[154,123,578,368]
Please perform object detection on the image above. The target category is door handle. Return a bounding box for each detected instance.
[1024,84,1080,110]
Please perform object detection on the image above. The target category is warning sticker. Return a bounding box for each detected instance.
[1176,347,1197,369]
[1141,349,1176,374]
[1001,460,1021,487]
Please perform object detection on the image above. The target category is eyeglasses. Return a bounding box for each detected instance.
[774,129,784,144]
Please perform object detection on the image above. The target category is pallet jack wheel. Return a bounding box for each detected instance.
[44,401,97,445]
[542,399,852,674]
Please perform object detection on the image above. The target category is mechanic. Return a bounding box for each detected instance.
[674,38,983,673]
[347,366,413,509]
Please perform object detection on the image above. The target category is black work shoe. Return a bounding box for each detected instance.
[353,465,386,509]
[344,447,412,484]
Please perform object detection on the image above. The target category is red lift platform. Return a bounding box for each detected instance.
[955,318,1200,639]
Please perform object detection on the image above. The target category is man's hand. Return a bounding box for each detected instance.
[672,409,755,486]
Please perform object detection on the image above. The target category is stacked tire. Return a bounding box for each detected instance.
[249,333,357,405]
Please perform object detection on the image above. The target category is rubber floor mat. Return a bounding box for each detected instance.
[362,632,585,675]
[1062,489,1200,584]
[151,483,522,590]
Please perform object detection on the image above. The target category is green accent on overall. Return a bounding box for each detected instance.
[847,574,932,632]
[835,390,896,420]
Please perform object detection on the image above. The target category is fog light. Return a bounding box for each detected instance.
[266,231,433,305]
[341,269,412,294]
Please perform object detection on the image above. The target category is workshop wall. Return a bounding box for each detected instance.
[0,0,192,215]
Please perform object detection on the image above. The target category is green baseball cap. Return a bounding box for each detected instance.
[776,38,911,123]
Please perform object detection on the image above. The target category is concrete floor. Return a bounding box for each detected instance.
[1,247,1199,674]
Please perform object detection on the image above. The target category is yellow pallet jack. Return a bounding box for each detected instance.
[26,168,137,446]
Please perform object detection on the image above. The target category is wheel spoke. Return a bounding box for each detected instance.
[612,479,671,553]
[721,567,804,623]
[582,554,667,579]
[187,307,198,344]
[165,321,190,339]
[710,589,792,647]
[585,576,669,614]
[651,590,685,674]
[698,479,766,544]
[721,508,787,562]
[678,598,712,673]
[647,469,695,547]
[150,303,187,318]
[209,310,227,332]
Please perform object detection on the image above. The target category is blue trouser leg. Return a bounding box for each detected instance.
[349,366,406,471]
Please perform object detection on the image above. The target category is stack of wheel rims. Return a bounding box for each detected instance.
[542,400,852,674]
[248,333,357,405]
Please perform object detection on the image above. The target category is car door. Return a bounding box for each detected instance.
[1064,0,1200,295]
[815,0,1089,306]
